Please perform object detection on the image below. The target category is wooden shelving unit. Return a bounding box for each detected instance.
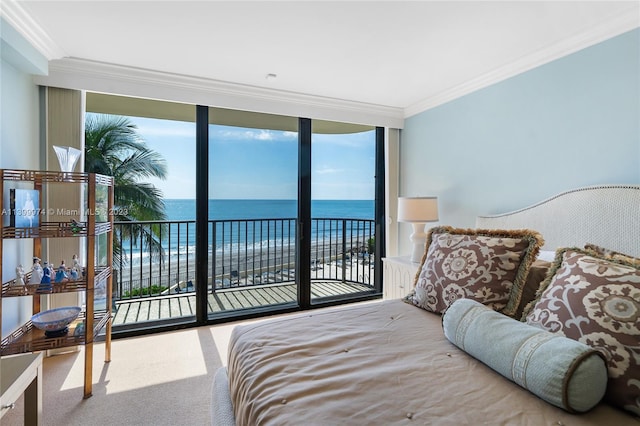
[0,169,114,399]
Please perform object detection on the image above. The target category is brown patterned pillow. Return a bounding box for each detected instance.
[404,226,543,317]
[515,259,551,321]
[523,248,640,416]
[585,243,640,267]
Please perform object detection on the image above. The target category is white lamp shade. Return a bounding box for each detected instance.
[397,197,439,223]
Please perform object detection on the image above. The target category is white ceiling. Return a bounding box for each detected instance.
[4,1,640,117]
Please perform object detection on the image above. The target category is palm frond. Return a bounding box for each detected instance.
[85,114,169,267]
[117,149,168,180]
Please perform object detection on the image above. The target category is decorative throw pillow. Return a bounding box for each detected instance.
[584,243,640,267]
[515,259,551,321]
[443,298,608,413]
[523,248,640,416]
[404,226,543,317]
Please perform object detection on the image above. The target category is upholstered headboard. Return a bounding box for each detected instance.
[476,185,640,258]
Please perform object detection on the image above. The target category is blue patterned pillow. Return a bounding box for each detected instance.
[443,298,608,412]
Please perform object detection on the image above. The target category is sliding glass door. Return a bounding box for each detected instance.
[204,112,380,317]
[206,109,300,317]
[310,121,377,303]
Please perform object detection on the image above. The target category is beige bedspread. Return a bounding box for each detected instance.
[227,299,637,425]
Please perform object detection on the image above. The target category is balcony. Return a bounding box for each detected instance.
[111,217,376,327]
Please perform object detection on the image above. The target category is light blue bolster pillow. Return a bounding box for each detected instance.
[442,298,608,413]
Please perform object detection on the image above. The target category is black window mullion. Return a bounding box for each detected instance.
[374,126,386,294]
[297,118,312,308]
[195,105,209,324]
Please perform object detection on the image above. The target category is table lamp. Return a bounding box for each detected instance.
[397,197,439,263]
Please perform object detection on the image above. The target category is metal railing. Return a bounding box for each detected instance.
[113,218,375,301]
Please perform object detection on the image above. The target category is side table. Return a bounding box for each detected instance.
[1,352,43,425]
[382,256,420,299]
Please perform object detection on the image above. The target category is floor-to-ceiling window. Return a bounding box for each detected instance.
[86,93,384,334]
[86,93,197,331]
[310,121,377,303]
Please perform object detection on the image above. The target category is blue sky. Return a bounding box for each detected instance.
[127,116,375,200]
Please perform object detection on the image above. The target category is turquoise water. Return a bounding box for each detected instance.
[164,199,374,221]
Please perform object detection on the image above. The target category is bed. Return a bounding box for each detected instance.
[212,185,640,425]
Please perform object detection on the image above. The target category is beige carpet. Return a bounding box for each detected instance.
[2,321,240,426]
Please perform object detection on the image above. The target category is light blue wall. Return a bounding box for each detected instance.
[1,17,43,171]
[1,19,46,337]
[399,28,640,254]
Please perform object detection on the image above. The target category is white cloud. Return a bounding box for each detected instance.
[314,166,343,175]
[214,128,296,142]
[250,130,274,140]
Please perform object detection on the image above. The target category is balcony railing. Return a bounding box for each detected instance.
[113,218,375,302]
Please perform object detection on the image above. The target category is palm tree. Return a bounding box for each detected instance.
[84,114,168,267]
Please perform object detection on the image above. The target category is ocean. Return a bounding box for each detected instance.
[122,199,375,266]
[165,199,374,221]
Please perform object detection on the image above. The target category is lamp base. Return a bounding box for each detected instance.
[409,223,427,263]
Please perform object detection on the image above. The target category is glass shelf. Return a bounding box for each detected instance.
[0,311,111,356]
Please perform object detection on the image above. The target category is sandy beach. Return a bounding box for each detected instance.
[114,239,374,296]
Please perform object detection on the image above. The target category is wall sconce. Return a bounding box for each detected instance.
[397,197,439,263]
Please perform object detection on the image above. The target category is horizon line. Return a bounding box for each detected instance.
[162,198,376,201]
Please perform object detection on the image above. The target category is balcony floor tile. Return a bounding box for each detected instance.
[112,281,374,327]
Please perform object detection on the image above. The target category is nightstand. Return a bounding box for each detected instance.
[1,352,43,425]
[382,256,420,299]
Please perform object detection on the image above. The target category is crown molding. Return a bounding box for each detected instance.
[404,8,640,118]
[34,58,405,128]
[0,0,66,60]
[11,0,635,124]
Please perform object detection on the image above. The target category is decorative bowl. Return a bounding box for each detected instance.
[31,306,81,337]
